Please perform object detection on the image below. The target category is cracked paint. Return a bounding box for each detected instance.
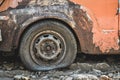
[70,0,119,53]
[0,0,22,12]
[92,17,119,53]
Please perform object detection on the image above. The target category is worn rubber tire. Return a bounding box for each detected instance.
[19,21,77,71]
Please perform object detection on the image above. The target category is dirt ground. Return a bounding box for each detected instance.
[0,53,120,80]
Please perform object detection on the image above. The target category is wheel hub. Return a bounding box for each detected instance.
[35,34,61,60]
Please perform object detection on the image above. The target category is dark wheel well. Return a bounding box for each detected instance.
[19,18,80,53]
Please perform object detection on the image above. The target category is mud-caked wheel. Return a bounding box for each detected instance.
[19,21,77,71]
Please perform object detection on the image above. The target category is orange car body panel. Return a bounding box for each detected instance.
[70,0,119,53]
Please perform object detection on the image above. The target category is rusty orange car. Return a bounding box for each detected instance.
[0,0,119,70]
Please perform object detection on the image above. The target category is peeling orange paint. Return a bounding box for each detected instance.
[92,17,119,53]
[0,0,22,12]
[70,0,119,53]
[10,0,22,8]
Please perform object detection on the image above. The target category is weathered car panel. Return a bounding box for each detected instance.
[0,0,120,54]
[70,0,119,53]
[0,0,23,12]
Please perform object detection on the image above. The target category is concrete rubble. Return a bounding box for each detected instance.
[0,54,119,80]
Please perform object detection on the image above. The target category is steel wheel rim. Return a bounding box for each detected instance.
[30,30,66,66]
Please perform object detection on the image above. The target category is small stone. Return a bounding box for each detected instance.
[30,75,36,78]
[51,71,64,78]
[69,63,78,70]
[38,72,41,74]
[93,69,102,73]
[22,76,30,80]
[77,63,93,71]
[65,76,73,80]
[108,73,113,77]
[113,73,120,79]
[95,63,110,71]
[19,66,24,70]
[14,75,30,80]
[53,78,60,80]
[100,75,112,80]
[89,69,103,76]
[72,74,99,80]
[6,67,13,71]
[3,63,14,71]
[14,75,23,80]
[42,75,48,79]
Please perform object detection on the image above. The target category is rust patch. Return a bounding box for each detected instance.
[0,0,22,12]
[69,3,94,54]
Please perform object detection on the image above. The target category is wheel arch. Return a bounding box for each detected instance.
[17,18,80,53]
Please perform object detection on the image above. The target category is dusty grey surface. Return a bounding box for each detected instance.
[0,53,120,80]
[0,78,13,80]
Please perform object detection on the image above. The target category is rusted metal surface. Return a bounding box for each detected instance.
[0,12,16,51]
[70,0,119,53]
[69,3,95,54]
[0,0,120,54]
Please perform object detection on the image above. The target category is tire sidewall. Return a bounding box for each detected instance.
[20,21,77,71]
